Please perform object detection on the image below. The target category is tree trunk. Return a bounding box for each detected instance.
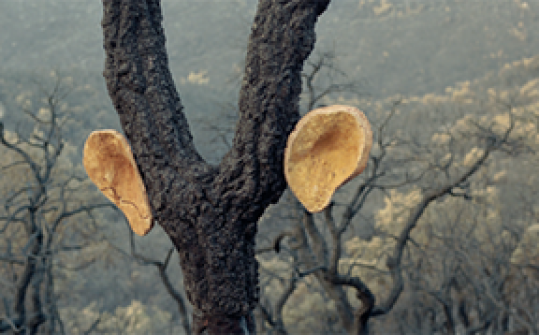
[100,0,330,333]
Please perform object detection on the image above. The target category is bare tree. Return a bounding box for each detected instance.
[0,74,112,334]
[301,48,367,112]
[100,0,330,333]
[255,87,538,334]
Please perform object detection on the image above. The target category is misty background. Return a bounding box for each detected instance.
[2,0,539,162]
[1,0,539,333]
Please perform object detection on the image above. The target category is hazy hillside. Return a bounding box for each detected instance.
[1,0,539,100]
[318,0,539,97]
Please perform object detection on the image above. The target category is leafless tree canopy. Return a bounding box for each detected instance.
[0,75,113,334]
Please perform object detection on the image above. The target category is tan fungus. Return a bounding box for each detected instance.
[83,130,153,236]
[284,105,372,213]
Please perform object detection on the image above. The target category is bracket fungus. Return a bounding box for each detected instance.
[284,105,373,213]
[83,130,153,236]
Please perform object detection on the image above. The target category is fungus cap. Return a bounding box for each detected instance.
[284,105,372,213]
[83,130,153,236]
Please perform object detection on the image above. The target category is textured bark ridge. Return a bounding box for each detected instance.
[101,0,330,331]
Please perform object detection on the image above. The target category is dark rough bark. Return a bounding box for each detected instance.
[101,0,330,332]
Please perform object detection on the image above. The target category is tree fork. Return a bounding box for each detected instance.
[100,0,330,332]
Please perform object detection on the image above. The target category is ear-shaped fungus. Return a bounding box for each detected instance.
[284,105,373,213]
[83,130,153,236]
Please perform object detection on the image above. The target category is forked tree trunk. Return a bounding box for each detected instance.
[100,0,330,333]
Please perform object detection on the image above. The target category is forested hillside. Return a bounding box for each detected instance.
[1,0,538,333]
